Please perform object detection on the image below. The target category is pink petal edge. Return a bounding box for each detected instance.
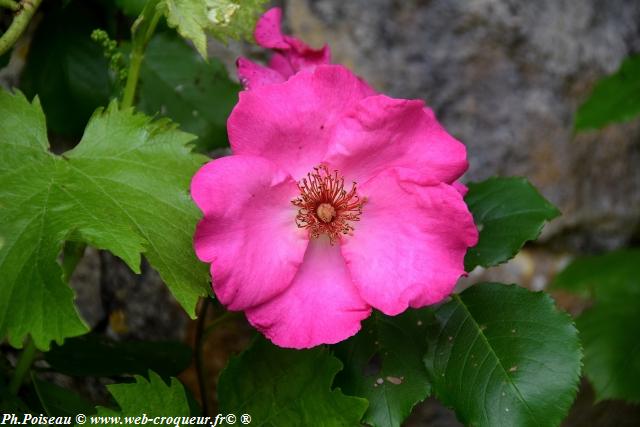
[341,168,478,315]
[238,7,331,89]
[191,155,308,310]
[245,237,371,349]
[228,64,374,180]
[324,95,469,184]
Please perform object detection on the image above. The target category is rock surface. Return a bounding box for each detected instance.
[282,0,640,251]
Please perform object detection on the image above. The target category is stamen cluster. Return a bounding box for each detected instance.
[292,165,364,243]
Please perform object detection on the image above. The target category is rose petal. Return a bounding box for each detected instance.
[191,155,308,310]
[324,95,469,184]
[246,237,371,349]
[228,65,374,180]
[452,181,469,196]
[252,7,331,80]
[268,52,295,78]
[277,39,331,78]
[237,57,286,90]
[254,7,289,49]
[342,168,478,315]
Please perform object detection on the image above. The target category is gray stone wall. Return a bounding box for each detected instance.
[283,0,640,251]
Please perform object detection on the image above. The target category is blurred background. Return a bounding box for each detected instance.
[1,0,639,425]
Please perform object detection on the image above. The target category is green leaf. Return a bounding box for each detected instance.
[425,283,582,427]
[333,310,432,427]
[575,55,640,131]
[552,250,640,403]
[33,375,95,417]
[162,0,210,58]
[206,0,268,43]
[97,371,190,419]
[45,334,192,377]
[464,177,560,271]
[577,298,640,403]
[0,89,209,350]
[218,337,368,426]
[19,2,112,136]
[161,0,267,58]
[138,32,240,151]
[551,249,640,302]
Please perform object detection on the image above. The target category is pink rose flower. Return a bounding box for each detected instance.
[191,8,478,349]
[236,7,330,89]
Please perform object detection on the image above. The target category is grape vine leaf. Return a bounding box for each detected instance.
[218,337,368,426]
[96,371,191,419]
[162,0,210,58]
[552,250,640,403]
[575,55,640,131]
[333,309,432,427]
[206,0,269,43]
[138,32,240,151]
[464,177,560,271]
[0,89,209,350]
[161,0,267,58]
[424,283,582,427]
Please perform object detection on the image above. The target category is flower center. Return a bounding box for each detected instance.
[292,165,364,243]
[316,203,336,223]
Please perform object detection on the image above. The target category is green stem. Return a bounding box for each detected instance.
[121,49,143,109]
[0,0,19,11]
[121,7,162,109]
[0,0,43,56]
[8,339,37,395]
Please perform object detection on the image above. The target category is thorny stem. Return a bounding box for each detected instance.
[0,0,43,56]
[121,6,162,109]
[8,338,37,395]
[195,298,211,416]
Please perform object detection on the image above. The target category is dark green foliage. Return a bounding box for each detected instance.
[218,337,368,426]
[334,309,433,427]
[20,2,113,136]
[138,32,240,151]
[45,334,192,377]
[425,284,582,427]
[575,55,640,130]
[464,177,560,271]
[553,250,640,403]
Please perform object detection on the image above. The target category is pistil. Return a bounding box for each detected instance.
[292,165,364,243]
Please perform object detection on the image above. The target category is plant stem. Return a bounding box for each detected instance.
[121,6,162,109]
[8,339,37,395]
[121,50,143,109]
[194,298,211,416]
[0,0,19,11]
[0,0,42,56]
[203,311,240,337]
